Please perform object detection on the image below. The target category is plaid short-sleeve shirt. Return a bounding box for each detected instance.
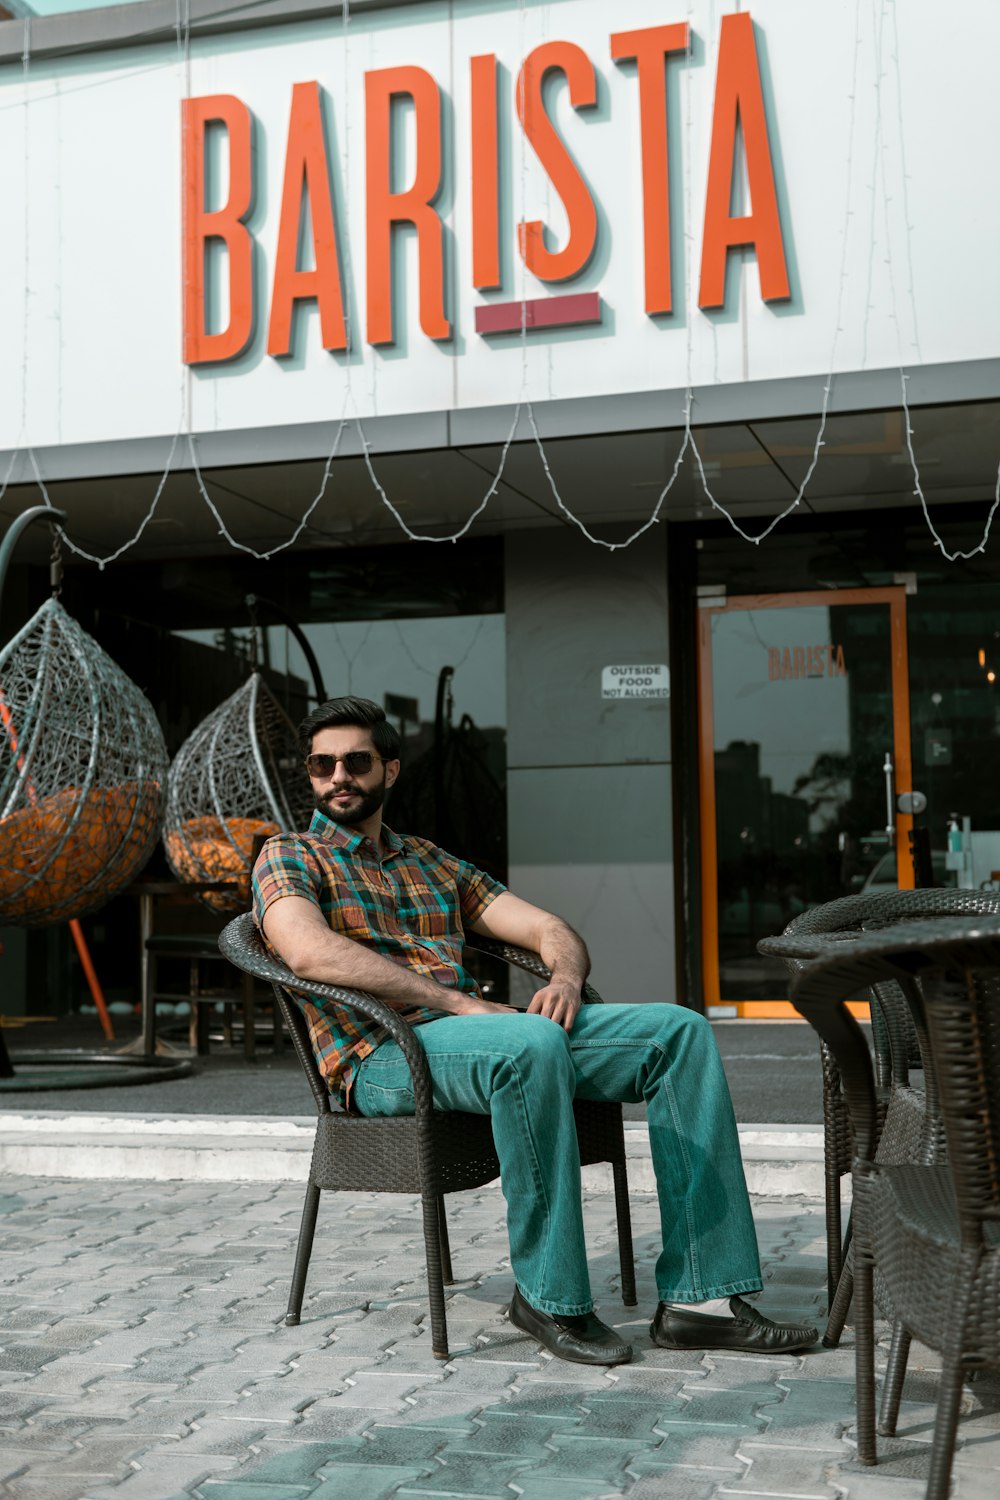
[252,809,506,1098]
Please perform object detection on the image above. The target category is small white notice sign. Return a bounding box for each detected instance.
[601,664,670,700]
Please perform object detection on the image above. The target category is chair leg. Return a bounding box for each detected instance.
[243,973,256,1062]
[189,958,210,1055]
[421,1192,450,1361]
[853,1248,878,1466]
[823,1243,855,1348]
[924,1355,966,1500]
[437,1198,454,1285]
[140,907,157,1057]
[825,1162,845,1311]
[612,1161,637,1307]
[285,1182,321,1327]
[192,1002,210,1056]
[878,1321,912,1436]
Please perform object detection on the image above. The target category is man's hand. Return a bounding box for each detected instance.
[526,979,583,1032]
[470,893,590,1032]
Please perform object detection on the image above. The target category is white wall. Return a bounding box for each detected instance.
[1,0,998,456]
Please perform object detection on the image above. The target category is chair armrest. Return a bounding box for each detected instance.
[463,930,605,1003]
[757,929,865,975]
[789,959,880,1162]
[219,914,436,1111]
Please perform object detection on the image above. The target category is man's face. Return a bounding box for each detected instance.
[307,726,399,828]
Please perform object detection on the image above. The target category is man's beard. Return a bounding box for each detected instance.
[316,779,387,827]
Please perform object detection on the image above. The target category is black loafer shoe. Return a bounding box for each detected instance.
[651,1296,817,1354]
[508,1286,632,1366]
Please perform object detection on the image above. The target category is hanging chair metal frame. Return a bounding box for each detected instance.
[0,505,184,1087]
[0,594,168,925]
[163,669,312,908]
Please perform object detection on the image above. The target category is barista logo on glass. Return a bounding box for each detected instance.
[767,645,846,681]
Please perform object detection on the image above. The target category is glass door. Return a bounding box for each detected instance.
[697,588,915,1015]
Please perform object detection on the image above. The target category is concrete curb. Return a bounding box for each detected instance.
[0,1111,837,1197]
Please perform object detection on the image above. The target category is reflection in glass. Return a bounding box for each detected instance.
[711,604,894,999]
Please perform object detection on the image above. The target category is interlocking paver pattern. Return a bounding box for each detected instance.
[0,1174,998,1500]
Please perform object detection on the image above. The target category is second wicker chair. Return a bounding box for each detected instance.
[760,885,1000,1323]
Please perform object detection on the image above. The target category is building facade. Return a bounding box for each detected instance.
[2,0,999,1016]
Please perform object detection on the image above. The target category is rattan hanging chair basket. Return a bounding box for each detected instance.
[163,672,313,913]
[0,597,169,927]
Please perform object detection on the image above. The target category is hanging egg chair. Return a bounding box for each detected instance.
[163,672,313,912]
[0,597,169,927]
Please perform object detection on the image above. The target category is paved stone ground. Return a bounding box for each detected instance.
[0,1179,997,1500]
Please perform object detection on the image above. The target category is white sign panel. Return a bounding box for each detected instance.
[602,665,670,701]
[0,0,998,454]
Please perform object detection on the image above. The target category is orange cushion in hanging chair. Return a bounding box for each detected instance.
[163,816,279,912]
[0,783,159,923]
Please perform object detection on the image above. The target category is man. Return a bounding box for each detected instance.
[253,697,817,1366]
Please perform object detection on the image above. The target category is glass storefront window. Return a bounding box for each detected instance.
[908,590,1000,880]
[697,512,1000,863]
[694,501,1000,1007]
[175,612,508,879]
[706,599,899,1001]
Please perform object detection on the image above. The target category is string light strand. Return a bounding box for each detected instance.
[187,402,351,561]
[899,375,1000,562]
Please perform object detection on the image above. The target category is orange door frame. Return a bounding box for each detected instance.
[696,587,914,1015]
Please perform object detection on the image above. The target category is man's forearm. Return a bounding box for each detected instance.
[537,916,590,990]
[272,922,480,1015]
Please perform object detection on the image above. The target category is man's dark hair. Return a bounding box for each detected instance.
[298,697,401,761]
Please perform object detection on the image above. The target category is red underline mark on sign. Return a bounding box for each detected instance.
[474,292,602,336]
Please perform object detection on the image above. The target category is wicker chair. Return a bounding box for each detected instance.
[760,886,1000,1323]
[790,917,1000,1500]
[218,913,637,1361]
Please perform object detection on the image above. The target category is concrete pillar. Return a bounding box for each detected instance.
[504,526,675,1003]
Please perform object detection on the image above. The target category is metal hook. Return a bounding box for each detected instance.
[49,526,64,599]
[0,507,68,623]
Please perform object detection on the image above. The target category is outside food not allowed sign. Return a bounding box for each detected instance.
[601,665,670,701]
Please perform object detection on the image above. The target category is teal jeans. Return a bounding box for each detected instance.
[352,1003,762,1316]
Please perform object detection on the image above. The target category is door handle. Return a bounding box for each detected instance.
[883,752,895,844]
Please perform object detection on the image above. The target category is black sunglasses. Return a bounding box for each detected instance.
[305,751,384,779]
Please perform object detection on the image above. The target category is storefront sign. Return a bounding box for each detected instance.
[602,665,670,700]
[182,10,787,363]
[3,0,993,455]
[767,645,847,681]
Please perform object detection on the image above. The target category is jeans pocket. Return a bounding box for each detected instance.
[356,1080,415,1118]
